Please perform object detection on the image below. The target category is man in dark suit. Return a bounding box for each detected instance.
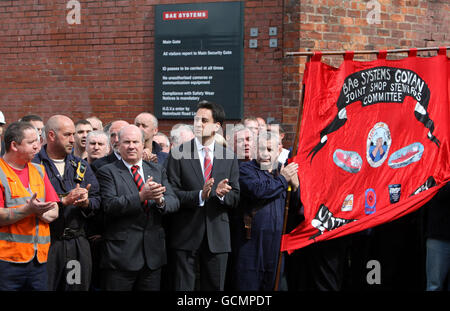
[166,100,240,291]
[96,125,179,291]
[88,119,129,290]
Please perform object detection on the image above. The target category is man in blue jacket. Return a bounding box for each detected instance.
[33,115,101,291]
[230,131,298,291]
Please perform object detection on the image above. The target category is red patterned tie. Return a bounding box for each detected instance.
[131,165,148,207]
[203,147,212,182]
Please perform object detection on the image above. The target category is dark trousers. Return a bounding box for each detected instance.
[0,258,48,291]
[47,237,92,291]
[306,237,349,291]
[101,266,161,291]
[172,237,228,291]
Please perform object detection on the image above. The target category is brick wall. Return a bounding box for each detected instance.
[0,0,448,148]
[0,0,290,136]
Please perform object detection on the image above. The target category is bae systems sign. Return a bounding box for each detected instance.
[163,10,208,20]
[154,2,244,119]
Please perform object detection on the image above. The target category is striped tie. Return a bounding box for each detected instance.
[131,165,148,207]
[203,147,212,182]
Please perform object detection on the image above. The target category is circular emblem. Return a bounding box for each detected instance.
[366,122,391,168]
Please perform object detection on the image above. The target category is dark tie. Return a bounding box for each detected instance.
[131,165,148,207]
[203,147,212,182]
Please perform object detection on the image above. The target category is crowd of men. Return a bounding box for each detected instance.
[0,102,448,291]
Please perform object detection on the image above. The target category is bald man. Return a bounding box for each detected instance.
[134,112,168,166]
[33,115,101,291]
[96,125,179,290]
[86,116,103,131]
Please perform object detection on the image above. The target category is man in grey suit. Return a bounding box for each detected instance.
[96,125,179,290]
[166,100,240,291]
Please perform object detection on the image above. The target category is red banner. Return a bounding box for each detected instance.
[282,49,450,253]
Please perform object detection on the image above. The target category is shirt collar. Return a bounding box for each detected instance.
[121,158,143,171]
[114,150,122,160]
[194,137,215,152]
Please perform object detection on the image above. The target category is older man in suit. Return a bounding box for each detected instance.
[96,125,179,291]
[166,100,240,291]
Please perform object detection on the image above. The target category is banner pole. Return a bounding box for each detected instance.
[285,46,449,57]
[274,55,310,291]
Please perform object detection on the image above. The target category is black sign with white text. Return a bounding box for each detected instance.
[154,2,244,119]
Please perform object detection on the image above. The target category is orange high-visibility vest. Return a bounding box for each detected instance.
[0,158,50,263]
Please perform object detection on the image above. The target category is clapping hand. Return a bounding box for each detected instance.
[140,177,166,202]
[280,162,298,184]
[143,148,158,163]
[215,179,231,198]
[201,178,214,201]
[26,192,56,215]
[62,184,91,208]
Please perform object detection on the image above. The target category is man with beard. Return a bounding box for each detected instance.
[33,115,101,291]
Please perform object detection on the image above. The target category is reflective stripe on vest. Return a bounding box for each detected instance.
[0,232,50,244]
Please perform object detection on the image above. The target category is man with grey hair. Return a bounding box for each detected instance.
[96,124,179,290]
[86,130,110,166]
[153,132,170,153]
[91,120,129,173]
[84,129,109,290]
[230,131,298,291]
[226,123,255,162]
[169,123,195,148]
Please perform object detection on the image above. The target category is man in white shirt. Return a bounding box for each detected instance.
[166,100,240,291]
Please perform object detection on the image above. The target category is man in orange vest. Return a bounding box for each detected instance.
[0,121,59,290]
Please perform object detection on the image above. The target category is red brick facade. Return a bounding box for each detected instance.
[0,0,448,147]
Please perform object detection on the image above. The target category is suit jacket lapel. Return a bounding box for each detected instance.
[116,160,139,194]
[189,139,204,183]
[142,161,153,183]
